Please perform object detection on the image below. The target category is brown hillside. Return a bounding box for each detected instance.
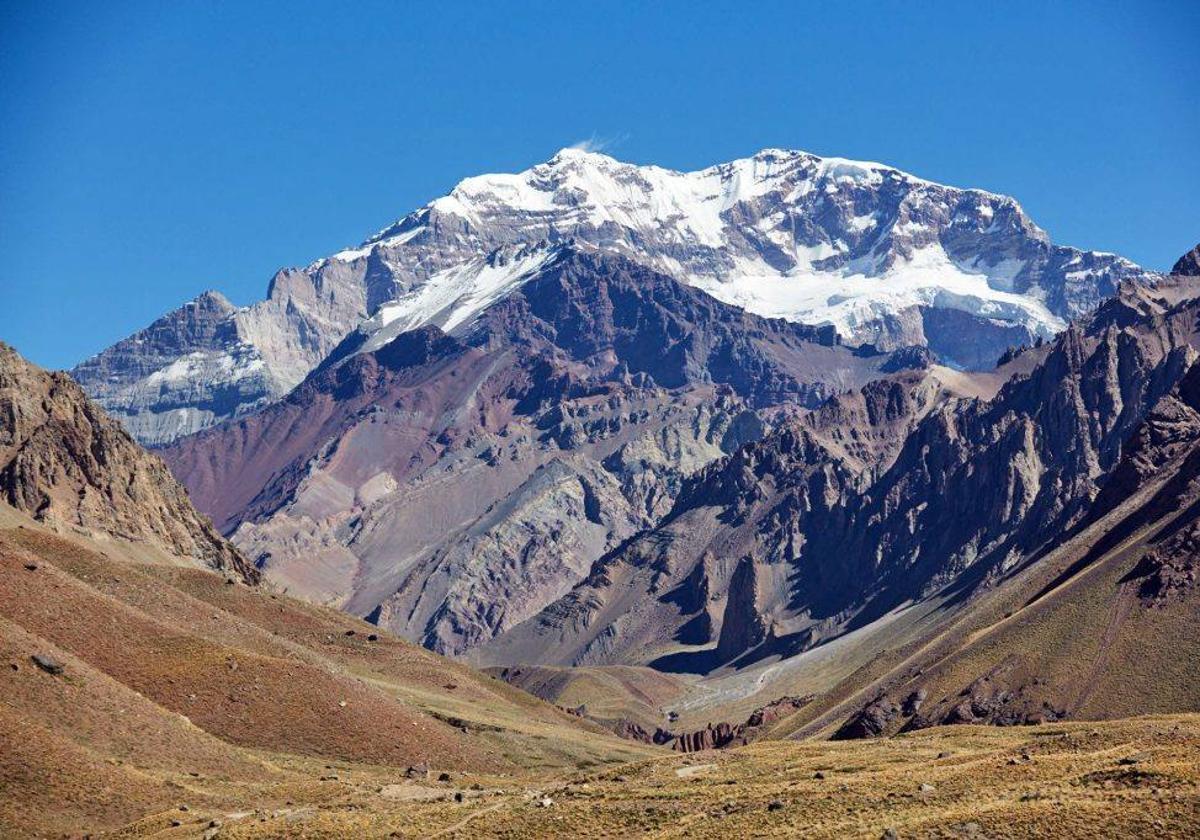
[0,505,653,837]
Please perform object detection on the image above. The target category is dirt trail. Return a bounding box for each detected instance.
[674,762,717,778]
[430,775,576,837]
[1070,578,1136,714]
[429,800,508,838]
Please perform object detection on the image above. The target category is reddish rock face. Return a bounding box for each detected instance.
[1171,242,1200,277]
[660,695,816,752]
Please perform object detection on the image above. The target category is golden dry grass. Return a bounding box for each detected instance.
[0,510,653,837]
[86,714,1200,839]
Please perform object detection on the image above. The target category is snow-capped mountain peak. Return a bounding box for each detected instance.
[355,242,562,356]
[327,147,1136,347]
[73,147,1158,443]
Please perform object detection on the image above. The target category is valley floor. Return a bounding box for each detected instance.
[94,715,1200,838]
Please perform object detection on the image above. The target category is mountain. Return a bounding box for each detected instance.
[153,215,1200,738]
[72,148,1156,444]
[67,291,287,446]
[805,250,1200,738]
[0,341,256,582]
[161,247,928,656]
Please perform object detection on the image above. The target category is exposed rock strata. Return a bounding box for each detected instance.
[485,276,1200,675]
[162,249,923,655]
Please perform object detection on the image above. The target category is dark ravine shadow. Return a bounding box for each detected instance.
[673,611,713,646]
[647,647,724,675]
[727,629,817,670]
[649,626,823,676]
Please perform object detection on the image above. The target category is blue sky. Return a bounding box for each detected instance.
[1,1,1197,369]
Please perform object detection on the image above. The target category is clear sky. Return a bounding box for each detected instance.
[1,0,1197,369]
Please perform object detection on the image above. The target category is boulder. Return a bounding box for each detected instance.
[31,655,64,675]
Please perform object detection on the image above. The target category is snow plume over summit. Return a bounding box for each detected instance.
[74,147,1157,442]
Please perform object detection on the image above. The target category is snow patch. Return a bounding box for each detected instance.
[357,246,557,354]
[145,349,265,388]
[690,243,1065,340]
[333,225,425,262]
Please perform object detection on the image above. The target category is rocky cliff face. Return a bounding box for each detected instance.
[160,248,926,655]
[68,292,284,445]
[808,285,1196,614]
[70,263,370,446]
[481,274,1200,673]
[0,342,255,582]
[73,148,1156,444]
[822,316,1200,738]
[476,362,954,668]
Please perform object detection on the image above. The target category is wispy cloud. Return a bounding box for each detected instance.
[566,132,630,155]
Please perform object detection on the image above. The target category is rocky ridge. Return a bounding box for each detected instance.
[0,342,256,582]
[482,272,1200,676]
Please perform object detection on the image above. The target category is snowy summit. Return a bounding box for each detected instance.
[73,147,1156,443]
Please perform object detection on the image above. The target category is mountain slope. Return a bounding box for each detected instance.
[161,247,928,656]
[1172,241,1200,276]
[790,252,1200,739]
[477,363,981,671]
[67,291,288,445]
[0,339,652,835]
[0,503,652,837]
[4,335,1200,837]
[786,356,1200,741]
[72,148,1156,443]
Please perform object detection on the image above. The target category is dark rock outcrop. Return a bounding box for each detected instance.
[673,722,741,752]
[30,654,64,675]
[832,696,900,740]
[654,694,816,752]
[1172,242,1200,277]
[715,556,768,660]
[902,665,1066,732]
